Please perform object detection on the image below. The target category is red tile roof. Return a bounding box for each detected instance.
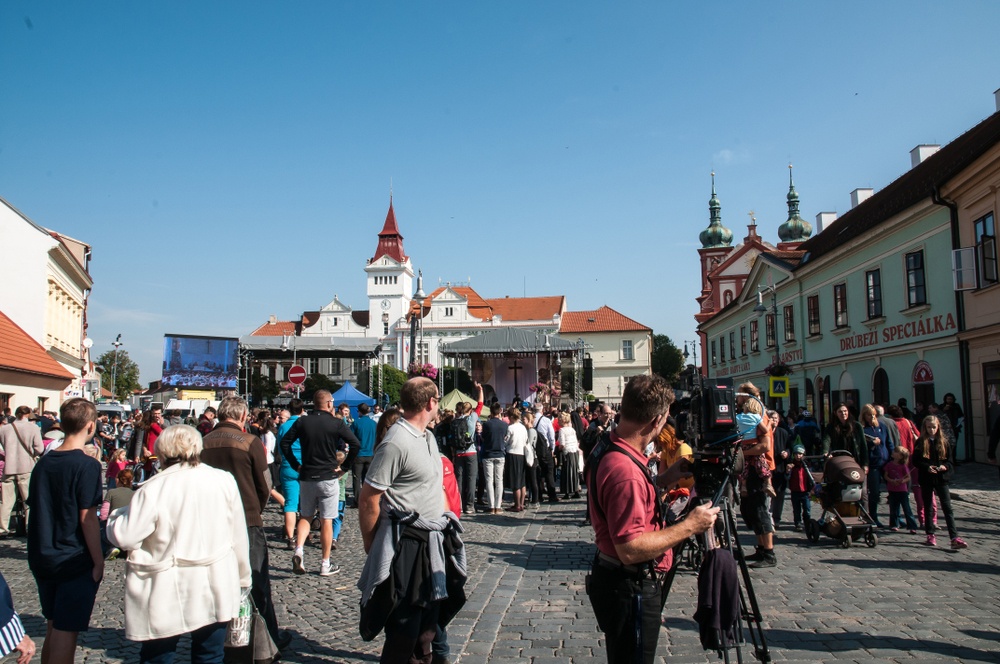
[371,201,408,264]
[0,310,75,380]
[250,319,298,337]
[409,288,564,323]
[560,306,651,333]
[484,296,564,322]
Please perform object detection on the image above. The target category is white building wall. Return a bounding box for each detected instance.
[581,331,652,403]
[0,201,56,341]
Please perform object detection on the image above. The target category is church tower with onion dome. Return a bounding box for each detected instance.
[696,173,736,324]
[777,164,813,248]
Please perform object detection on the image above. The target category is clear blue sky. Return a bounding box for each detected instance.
[3,1,999,382]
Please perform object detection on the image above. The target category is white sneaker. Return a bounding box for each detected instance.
[319,561,340,577]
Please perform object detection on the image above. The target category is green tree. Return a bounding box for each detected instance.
[95,349,141,401]
[302,373,341,402]
[250,371,280,406]
[357,363,408,407]
[651,334,685,383]
[440,366,474,395]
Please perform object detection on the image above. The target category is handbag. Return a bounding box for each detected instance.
[224,592,279,664]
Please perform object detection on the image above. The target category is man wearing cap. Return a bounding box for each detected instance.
[0,407,45,537]
[453,382,484,515]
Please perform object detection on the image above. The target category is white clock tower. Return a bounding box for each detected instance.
[364,198,414,349]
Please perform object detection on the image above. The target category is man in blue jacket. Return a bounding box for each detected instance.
[350,403,378,507]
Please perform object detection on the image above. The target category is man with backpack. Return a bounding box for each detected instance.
[451,383,483,515]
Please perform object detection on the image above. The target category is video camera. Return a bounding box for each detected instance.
[684,376,743,500]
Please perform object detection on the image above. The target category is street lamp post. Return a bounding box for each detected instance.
[379,312,389,405]
[111,334,123,401]
[753,287,780,365]
[280,334,300,398]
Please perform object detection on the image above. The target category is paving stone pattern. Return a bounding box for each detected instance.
[0,463,997,663]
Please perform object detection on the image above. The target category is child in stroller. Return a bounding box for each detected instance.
[805,450,878,548]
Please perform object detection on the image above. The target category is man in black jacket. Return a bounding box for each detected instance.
[280,389,360,577]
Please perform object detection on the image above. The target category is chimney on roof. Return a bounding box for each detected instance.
[268,314,277,325]
[815,212,837,233]
[850,188,874,209]
[910,144,940,168]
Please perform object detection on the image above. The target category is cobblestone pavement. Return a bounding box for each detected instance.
[0,463,997,663]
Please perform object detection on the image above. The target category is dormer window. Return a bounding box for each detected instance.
[445,307,454,317]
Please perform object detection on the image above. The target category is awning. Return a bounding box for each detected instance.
[238,335,381,359]
[440,328,578,356]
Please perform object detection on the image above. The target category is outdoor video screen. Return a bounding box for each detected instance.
[161,335,238,389]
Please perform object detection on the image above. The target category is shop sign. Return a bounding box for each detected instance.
[839,313,956,353]
[913,360,935,385]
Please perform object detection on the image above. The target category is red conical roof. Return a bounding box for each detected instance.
[371,200,407,264]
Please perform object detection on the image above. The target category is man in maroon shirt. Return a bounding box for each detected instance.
[587,375,718,664]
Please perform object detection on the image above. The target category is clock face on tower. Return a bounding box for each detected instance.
[380,299,391,311]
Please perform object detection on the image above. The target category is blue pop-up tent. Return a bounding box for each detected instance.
[331,381,377,419]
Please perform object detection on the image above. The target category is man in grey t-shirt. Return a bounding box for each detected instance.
[359,377,447,663]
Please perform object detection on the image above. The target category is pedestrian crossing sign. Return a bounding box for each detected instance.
[769,376,789,398]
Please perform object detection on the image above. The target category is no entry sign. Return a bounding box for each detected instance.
[288,365,307,385]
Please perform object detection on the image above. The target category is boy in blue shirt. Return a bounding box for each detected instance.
[27,398,104,663]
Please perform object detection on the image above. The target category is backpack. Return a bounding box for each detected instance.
[448,416,472,452]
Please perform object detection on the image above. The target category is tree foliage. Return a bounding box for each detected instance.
[302,374,342,402]
[356,363,408,407]
[250,371,280,406]
[95,349,141,401]
[651,334,685,383]
[440,366,474,396]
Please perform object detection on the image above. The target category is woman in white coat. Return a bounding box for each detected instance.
[108,425,251,664]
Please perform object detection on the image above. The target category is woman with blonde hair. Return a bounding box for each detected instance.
[108,425,252,662]
[912,416,967,549]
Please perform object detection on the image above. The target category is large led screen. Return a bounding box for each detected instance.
[161,335,238,389]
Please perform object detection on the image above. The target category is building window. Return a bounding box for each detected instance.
[711,340,717,366]
[719,336,726,362]
[307,358,318,375]
[975,212,998,286]
[353,358,362,374]
[740,327,747,356]
[729,332,736,360]
[783,305,795,343]
[765,313,776,348]
[833,283,848,327]
[383,322,389,335]
[807,295,820,336]
[622,339,634,361]
[865,269,883,319]
[444,307,454,317]
[750,320,759,352]
[906,250,927,306]
[330,357,341,375]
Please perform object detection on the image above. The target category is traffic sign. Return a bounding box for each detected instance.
[288,365,307,385]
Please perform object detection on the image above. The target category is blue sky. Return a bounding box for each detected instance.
[3,1,999,382]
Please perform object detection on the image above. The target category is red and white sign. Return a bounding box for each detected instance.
[288,365,307,385]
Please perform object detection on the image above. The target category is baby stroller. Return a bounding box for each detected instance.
[805,450,878,548]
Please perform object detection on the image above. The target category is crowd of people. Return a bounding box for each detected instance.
[0,377,984,664]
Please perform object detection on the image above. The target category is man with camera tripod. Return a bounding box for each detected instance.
[586,375,719,664]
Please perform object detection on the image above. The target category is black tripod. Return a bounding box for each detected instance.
[661,438,771,663]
